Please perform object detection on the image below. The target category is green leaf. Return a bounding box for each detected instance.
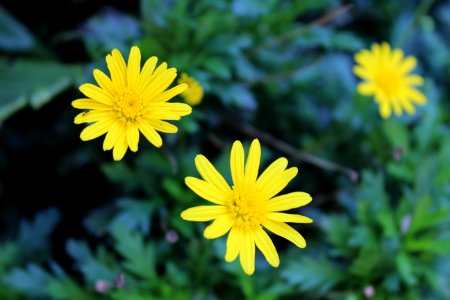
[396,252,417,286]
[18,207,61,256]
[3,263,51,296]
[203,58,232,80]
[109,198,154,235]
[0,6,35,51]
[349,247,383,277]
[0,59,82,123]
[405,236,450,255]
[382,120,410,150]
[329,31,364,51]
[66,239,118,282]
[0,242,19,274]
[110,226,156,281]
[45,278,95,300]
[319,214,352,252]
[281,256,343,292]
[409,196,449,234]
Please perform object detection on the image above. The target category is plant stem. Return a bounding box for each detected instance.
[246,4,353,57]
[222,119,359,181]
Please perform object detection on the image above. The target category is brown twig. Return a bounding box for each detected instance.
[248,57,323,85]
[224,120,359,182]
[246,4,354,57]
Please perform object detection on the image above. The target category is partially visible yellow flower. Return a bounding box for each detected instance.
[181,139,312,275]
[353,42,426,119]
[177,73,204,106]
[72,46,192,160]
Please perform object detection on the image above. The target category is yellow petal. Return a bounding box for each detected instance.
[147,119,178,133]
[244,139,261,185]
[256,157,288,188]
[180,205,227,222]
[267,213,313,223]
[203,216,233,239]
[399,56,417,74]
[260,167,298,199]
[80,119,115,141]
[391,49,404,66]
[399,97,415,115]
[72,98,110,110]
[194,155,231,194]
[149,103,192,120]
[353,66,371,80]
[103,121,124,151]
[263,219,306,248]
[139,56,158,87]
[152,84,188,103]
[74,111,114,124]
[127,46,141,91]
[225,227,241,262]
[266,192,312,211]
[185,177,228,205]
[354,50,374,68]
[138,121,162,147]
[239,230,255,275]
[254,228,279,267]
[126,122,140,152]
[142,68,177,99]
[405,75,424,86]
[112,132,128,161]
[79,83,114,105]
[93,69,117,97]
[379,101,392,119]
[357,82,376,96]
[112,49,127,74]
[230,140,245,188]
[371,43,382,59]
[380,42,391,62]
[407,89,426,105]
[391,97,403,116]
[106,52,126,90]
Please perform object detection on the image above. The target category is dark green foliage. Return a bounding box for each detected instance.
[1,0,449,299]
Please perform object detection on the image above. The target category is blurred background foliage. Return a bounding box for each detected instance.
[1,0,450,299]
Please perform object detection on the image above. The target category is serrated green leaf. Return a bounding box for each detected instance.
[45,278,95,300]
[396,252,417,286]
[18,207,60,256]
[281,256,343,292]
[3,263,51,296]
[109,198,154,235]
[110,226,156,281]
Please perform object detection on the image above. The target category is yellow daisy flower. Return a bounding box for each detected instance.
[72,46,192,161]
[177,73,204,106]
[353,42,426,119]
[181,139,312,275]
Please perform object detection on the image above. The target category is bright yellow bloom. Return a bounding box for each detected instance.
[177,73,204,106]
[181,139,312,275]
[72,46,192,160]
[353,42,426,119]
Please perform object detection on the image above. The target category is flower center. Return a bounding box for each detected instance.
[228,185,265,230]
[375,66,402,97]
[114,92,143,121]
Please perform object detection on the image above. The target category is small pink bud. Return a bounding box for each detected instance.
[363,285,375,298]
[165,229,179,244]
[115,273,125,288]
[95,279,110,293]
[400,214,412,234]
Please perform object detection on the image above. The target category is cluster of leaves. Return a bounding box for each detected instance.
[1,0,450,299]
